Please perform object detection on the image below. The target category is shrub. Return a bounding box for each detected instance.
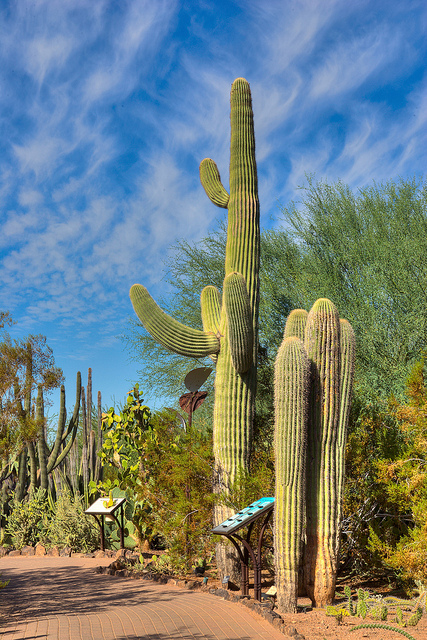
[5,488,50,548]
[47,491,99,552]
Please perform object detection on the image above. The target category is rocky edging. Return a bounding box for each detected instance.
[0,544,118,558]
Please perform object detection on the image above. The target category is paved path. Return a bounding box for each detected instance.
[0,556,284,639]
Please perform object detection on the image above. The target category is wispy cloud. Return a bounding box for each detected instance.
[0,0,426,406]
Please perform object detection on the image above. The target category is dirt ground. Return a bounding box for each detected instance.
[276,606,427,640]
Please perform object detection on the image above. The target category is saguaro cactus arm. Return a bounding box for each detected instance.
[199,159,229,208]
[200,286,222,335]
[130,284,220,358]
[223,272,253,374]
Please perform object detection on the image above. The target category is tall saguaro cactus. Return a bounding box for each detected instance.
[130,78,260,576]
[274,336,309,613]
[304,298,341,606]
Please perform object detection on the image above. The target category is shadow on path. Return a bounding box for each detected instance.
[0,561,188,622]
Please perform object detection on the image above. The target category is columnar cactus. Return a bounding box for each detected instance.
[130,78,260,577]
[304,298,341,606]
[274,336,309,613]
[27,372,82,494]
[336,319,356,538]
[274,299,355,610]
[63,368,103,501]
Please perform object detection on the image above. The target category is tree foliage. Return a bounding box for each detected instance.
[366,358,427,587]
[0,321,64,467]
[281,176,427,400]
[127,176,427,409]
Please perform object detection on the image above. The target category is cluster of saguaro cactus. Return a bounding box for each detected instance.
[274,299,355,611]
[130,78,260,576]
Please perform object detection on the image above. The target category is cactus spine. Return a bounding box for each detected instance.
[274,336,309,613]
[274,299,355,610]
[130,79,260,576]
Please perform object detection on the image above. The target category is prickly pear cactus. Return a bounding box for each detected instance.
[130,78,260,577]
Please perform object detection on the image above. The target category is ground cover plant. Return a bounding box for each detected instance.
[5,487,98,552]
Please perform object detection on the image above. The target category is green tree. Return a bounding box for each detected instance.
[367,358,427,588]
[281,176,427,400]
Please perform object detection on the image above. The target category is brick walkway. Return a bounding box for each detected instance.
[0,556,284,639]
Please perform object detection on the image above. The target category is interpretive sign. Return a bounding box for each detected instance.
[85,496,126,516]
[85,497,126,551]
[212,497,275,535]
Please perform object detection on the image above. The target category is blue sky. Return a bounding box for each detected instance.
[1,0,427,418]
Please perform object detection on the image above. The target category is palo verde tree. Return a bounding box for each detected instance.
[281,176,427,401]
[129,78,260,578]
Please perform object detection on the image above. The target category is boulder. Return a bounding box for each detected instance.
[35,543,46,556]
[47,546,60,557]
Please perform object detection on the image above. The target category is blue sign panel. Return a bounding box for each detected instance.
[212,497,275,535]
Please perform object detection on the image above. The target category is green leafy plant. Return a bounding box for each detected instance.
[0,574,9,590]
[364,359,427,590]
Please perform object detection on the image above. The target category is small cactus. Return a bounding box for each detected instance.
[407,607,423,626]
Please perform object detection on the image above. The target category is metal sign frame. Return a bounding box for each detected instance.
[85,497,126,551]
[212,497,275,601]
